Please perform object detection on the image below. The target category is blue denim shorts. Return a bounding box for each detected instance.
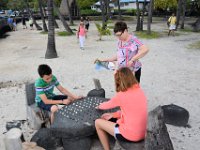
[37,95,67,111]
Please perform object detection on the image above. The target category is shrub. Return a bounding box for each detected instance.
[80,9,101,16]
[95,23,111,40]
[57,31,74,36]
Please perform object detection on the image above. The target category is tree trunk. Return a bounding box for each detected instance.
[54,18,59,28]
[140,0,146,31]
[53,1,73,33]
[106,0,112,20]
[26,0,42,30]
[45,0,58,59]
[180,0,186,29]
[192,17,200,32]
[65,0,73,25]
[117,0,122,20]
[136,0,141,31]
[147,0,153,34]
[100,0,107,29]
[38,0,48,32]
[176,0,182,29]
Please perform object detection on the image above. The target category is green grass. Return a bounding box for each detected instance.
[188,41,200,49]
[134,30,160,39]
[57,31,74,36]
[69,24,77,26]
[179,27,193,32]
[40,31,48,34]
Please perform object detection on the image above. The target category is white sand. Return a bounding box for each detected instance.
[0,19,200,149]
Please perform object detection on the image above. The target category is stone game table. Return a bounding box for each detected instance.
[50,96,116,150]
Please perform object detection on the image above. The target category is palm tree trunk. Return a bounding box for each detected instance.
[26,0,42,30]
[100,0,106,29]
[136,0,141,31]
[45,0,57,59]
[65,0,73,25]
[54,18,59,28]
[53,1,73,33]
[117,0,122,20]
[180,0,186,29]
[38,0,48,32]
[140,0,146,31]
[147,0,153,34]
[176,0,182,29]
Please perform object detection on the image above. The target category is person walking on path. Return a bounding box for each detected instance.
[85,17,90,31]
[95,67,147,150]
[22,15,27,29]
[13,18,17,31]
[7,16,13,31]
[167,13,177,36]
[29,17,34,30]
[95,21,149,83]
[77,21,87,50]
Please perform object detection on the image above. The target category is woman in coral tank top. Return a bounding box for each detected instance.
[95,67,147,150]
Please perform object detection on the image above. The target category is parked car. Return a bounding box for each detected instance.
[0,10,5,14]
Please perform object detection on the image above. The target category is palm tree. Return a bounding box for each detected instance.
[117,0,122,20]
[26,0,42,30]
[65,0,73,25]
[180,0,186,29]
[140,0,147,31]
[176,0,182,29]
[136,0,141,31]
[100,0,107,29]
[147,0,153,34]
[53,1,73,33]
[38,0,48,32]
[45,0,58,59]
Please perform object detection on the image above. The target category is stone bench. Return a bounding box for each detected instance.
[117,106,174,150]
[25,83,50,130]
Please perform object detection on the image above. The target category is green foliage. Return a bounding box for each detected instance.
[77,0,98,9]
[6,0,26,10]
[114,9,136,16]
[0,0,8,9]
[40,31,48,34]
[95,23,111,40]
[135,31,160,39]
[154,0,177,10]
[57,31,74,36]
[179,28,193,32]
[80,9,101,16]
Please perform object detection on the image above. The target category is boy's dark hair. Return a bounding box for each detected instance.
[38,64,52,77]
[114,21,128,33]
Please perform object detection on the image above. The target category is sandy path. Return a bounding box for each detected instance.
[0,19,200,149]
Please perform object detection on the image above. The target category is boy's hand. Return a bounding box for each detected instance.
[62,99,71,105]
[74,95,84,100]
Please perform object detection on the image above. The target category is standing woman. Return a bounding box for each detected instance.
[96,21,149,83]
[22,15,27,29]
[77,21,87,50]
[95,67,147,150]
[85,17,90,31]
